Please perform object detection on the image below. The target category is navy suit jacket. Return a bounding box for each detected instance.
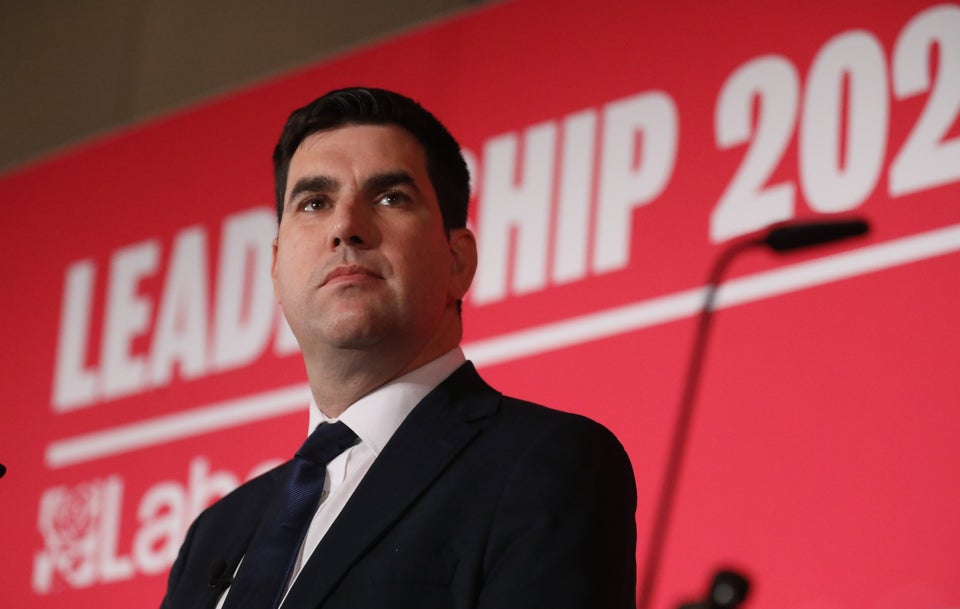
[160,363,637,609]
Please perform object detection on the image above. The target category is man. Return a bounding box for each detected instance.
[160,87,637,609]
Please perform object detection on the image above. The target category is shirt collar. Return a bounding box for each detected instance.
[308,347,466,456]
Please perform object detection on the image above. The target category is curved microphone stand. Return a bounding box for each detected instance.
[636,219,870,609]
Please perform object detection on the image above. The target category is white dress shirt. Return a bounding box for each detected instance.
[216,347,466,609]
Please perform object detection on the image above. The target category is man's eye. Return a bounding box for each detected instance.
[300,198,328,211]
[377,191,407,206]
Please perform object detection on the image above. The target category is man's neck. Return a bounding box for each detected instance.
[307,364,400,418]
[303,332,461,418]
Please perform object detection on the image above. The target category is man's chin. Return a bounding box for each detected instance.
[315,316,394,350]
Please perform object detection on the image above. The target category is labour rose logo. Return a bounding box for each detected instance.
[34,482,102,591]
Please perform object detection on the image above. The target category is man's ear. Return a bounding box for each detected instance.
[271,236,280,301]
[448,228,477,301]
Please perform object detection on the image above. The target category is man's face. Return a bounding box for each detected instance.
[272,124,475,360]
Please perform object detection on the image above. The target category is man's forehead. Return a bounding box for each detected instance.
[294,123,425,159]
[285,124,433,198]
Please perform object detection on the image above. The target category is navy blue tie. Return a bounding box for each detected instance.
[223,421,358,609]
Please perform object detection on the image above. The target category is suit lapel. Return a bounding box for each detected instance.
[174,466,286,609]
[280,363,498,608]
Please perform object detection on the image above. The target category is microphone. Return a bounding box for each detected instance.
[637,218,871,609]
[209,558,234,590]
[763,219,869,252]
[677,570,750,609]
[706,570,750,609]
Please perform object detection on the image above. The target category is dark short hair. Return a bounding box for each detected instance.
[272,87,470,231]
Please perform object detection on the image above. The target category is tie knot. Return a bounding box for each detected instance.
[296,421,358,466]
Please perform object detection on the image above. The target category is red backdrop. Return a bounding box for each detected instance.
[2,1,959,607]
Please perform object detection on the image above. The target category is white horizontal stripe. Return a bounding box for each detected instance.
[715,222,960,309]
[45,384,311,468]
[464,287,707,366]
[465,222,960,366]
[45,222,960,468]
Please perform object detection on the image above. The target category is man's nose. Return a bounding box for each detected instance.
[329,199,380,249]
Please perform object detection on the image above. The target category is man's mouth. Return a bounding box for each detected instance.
[321,265,382,286]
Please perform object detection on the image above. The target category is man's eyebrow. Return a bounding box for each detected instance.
[287,175,339,202]
[287,171,421,205]
[362,171,420,193]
